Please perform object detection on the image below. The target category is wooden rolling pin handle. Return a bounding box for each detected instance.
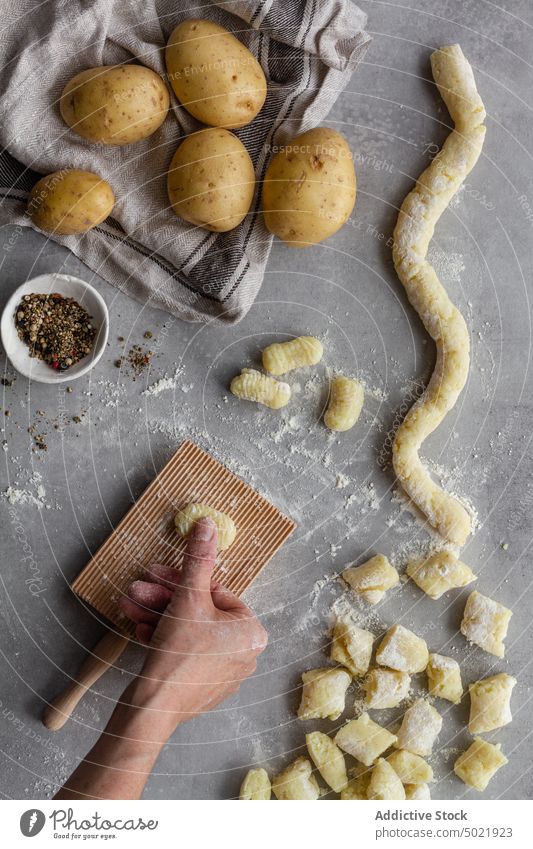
[42,631,129,732]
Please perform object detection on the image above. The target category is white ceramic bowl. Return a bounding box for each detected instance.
[1,273,109,384]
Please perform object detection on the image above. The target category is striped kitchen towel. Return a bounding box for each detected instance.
[0,0,370,323]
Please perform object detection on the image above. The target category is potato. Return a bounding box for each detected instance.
[262,128,356,247]
[60,65,169,145]
[165,19,267,129]
[27,169,115,235]
[167,128,255,232]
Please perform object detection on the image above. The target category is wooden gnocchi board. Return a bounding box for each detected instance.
[71,439,296,637]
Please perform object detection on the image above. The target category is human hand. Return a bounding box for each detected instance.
[118,517,268,727]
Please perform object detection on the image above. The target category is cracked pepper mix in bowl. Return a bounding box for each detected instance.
[1,273,109,383]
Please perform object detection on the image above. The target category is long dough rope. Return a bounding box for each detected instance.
[392,45,486,546]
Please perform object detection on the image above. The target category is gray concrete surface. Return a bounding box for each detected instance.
[1,0,532,800]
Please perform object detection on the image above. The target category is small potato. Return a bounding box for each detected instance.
[167,128,255,232]
[262,128,356,247]
[60,65,169,145]
[27,169,115,235]
[166,19,267,128]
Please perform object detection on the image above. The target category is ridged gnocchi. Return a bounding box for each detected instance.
[239,768,271,800]
[306,732,348,793]
[335,713,397,766]
[407,550,476,599]
[342,554,399,605]
[174,502,236,550]
[427,653,463,704]
[230,368,291,409]
[272,757,319,800]
[297,667,351,721]
[376,624,429,674]
[460,591,512,658]
[395,699,442,757]
[468,673,516,734]
[262,336,323,375]
[324,375,364,432]
[454,738,507,791]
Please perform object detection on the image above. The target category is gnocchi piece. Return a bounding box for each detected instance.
[340,767,371,800]
[297,667,351,721]
[376,625,429,674]
[405,783,431,800]
[363,668,411,709]
[395,699,442,757]
[324,376,364,432]
[174,503,236,550]
[335,713,397,766]
[306,732,348,793]
[427,653,463,704]
[230,368,291,409]
[342,554,399,605]
[341,771,370,801]
[272,757,320,800]
[460,591,512,658]
[330,617,374,677]
[386,751,434,785]
[407,550,477,599]
[239,768,271,800]
[468,673,516,734]
[262,336,323,375]
[454,738,507,792]
[367,758,406,800]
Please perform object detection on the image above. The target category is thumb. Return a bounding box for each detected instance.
[178,516,218,598]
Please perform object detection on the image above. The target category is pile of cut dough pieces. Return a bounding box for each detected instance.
[239,553,514,800]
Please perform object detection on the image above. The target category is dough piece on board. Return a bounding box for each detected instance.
[387,750,434,785]
[297,667,351,721]
[427,653,463,704]
[375,624,429,674]
[468,673,516,734]
[407,550,476,599]
[405,783,431,800]
[395,699,442,757]
[306,732,348,793]
[364,668,411,709]
[272,757,320,800]
[330,617,374,677]
[239,768,271,800]
[174,502,236,550]
[460,591,512,658]
[454,738,507,791]
[342,554,399,605]
[367,758,405,800]
[392,45,486,546]
[335,713,397,766]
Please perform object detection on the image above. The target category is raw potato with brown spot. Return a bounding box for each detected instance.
[27,170,115,235]
[165,19,267,129]
[262,127,356,247]
[60,65,169,145]
[168,128,255,232]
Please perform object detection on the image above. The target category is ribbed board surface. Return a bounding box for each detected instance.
[72,440,296,637]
